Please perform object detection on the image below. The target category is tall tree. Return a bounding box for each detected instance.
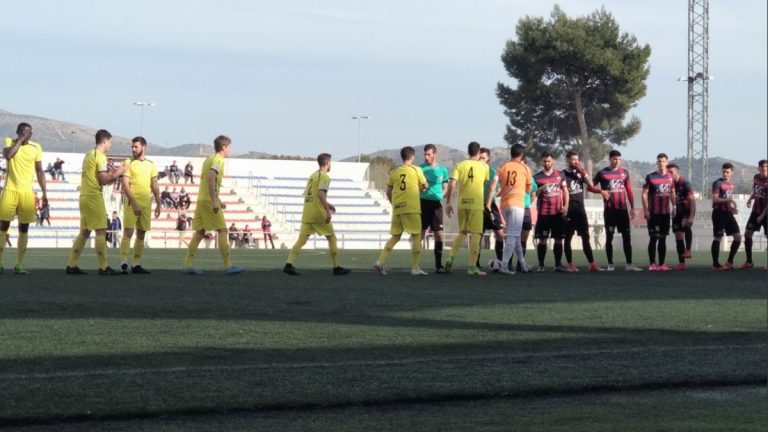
[497,5,651,174]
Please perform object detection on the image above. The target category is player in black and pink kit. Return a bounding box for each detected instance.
[532,151,569,272]
[667,163,696,270]
[641,153,676,271]
[711,163,742,271]
[742,159,768,270]
[562,151,604,272]
[593,150,643,272]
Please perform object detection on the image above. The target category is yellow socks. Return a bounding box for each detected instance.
[184,232,203,268]
[287,234,309,265]
[327,235,340,267]
[411,232,422,270]
[67,234,87,268]
[377,234,402,265]
[133,238,144,266]
[16,232,28,267]
[469,233,482,267]
[0,231,7,264]
[95,234,108,270]
[217,232,232,268]
[119,236,131,263]
[451,232,466,257]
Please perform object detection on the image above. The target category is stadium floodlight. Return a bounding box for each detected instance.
[134,102,156,136]
[351,116,371,163]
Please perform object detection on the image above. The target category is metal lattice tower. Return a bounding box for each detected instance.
[685,0,710,194]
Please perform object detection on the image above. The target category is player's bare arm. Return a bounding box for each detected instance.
[641,188,650,220]
[386,185,393,203]
[97,164,128,186]
[317,189,333,223]
[34,160,48,207]
[485,177,499,211]
[561,184,570,216]
[3,129,30,160]
[151,176,161,218]
[445,178,457,217]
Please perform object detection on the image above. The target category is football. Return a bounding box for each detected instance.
[486,258,503,273]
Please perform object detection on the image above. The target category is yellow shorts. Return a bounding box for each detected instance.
[458,209,483,234]
[0,189,36,224]
[79,194,108,230]
[390,213,421,235]
[299,222,335,237]
[192,202,226,232]
[123,202,152,231]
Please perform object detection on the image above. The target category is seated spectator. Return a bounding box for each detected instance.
[184,161,195,184]
[170,187,180,209]
[169,160,181,184]
[228,223,240,248]
[46,162,55,180]
[161,186,174,208]
[163,165,171,183]
[242,224,252,247]
[178,187,191,210]
[53,158,66,181]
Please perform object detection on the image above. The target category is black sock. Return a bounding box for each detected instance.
[711,240,720,266]
[727,239,741,264]
[744,236,753,264]
[554,242,563,267]
[495,239,504,261]
[582,236,594,263]
[658,236,667,265]
[622,232,632,264]
[648,237,657,265]
[435,240,443,269]
[605,232,614,264]
[685,227,693,251]
[537,243,546,266]
[564,235,574,263]
[676,239,686,263]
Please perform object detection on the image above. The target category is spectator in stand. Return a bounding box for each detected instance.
[228,223,240,248]
[242,224,252,247]
[46,162,56,180]
[163,165,170,183]
[38,200,51,226]
[261,215,275,249]
[170,187,180,209]
[176,211,190,247]
[109,211,122,248]
[53,158,66,181]
[161,186,174,208]
[169,160,181,184]
[184,161,194,184]
[178,187,191,210]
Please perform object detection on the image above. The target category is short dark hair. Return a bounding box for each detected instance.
[400,146,415,161]
[479,147,491,156]
[132,136,147,146]
[667,163,679,170]
[722,162,734,171]
[424,144,437,153]
[657,153,668,160]
[467,141,481,157]
[510,144,525,159]
[758,159,767,168]
[16,122,31,134]
[214,135,231,152]
[317,153,332,166]
[609,150,622,158]
[541,151,553,159]
[95,129,112,144]
[565,150,579,159]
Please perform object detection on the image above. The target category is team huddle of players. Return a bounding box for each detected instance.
[0,123,765,276]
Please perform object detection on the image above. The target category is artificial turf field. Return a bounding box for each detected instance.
[0,247,765,431]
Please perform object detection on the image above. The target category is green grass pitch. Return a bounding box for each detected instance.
[0,247,765,431]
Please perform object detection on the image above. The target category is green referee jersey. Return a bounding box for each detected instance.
[419,163,449,202]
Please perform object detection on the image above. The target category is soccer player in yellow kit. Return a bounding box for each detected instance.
[283,153,351,276]
[181,135,244,275]
[0,123,48,274]
[119,137,162,274]
[445,141,490,276]
[373,146,428,275]
[66,129,128,275]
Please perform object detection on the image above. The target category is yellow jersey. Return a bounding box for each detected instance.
[80,149,108,197]
[450,159,489,210]
[123,158,158,204]
[301,170,331,224]
[3,138,42,193]
[387,164,427,215]
[198,153,225,203]
[496,160,532,209]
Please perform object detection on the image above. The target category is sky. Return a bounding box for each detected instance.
[3,0,766,163]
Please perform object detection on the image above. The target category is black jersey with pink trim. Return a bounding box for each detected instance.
[534,170,566,216]
[674,177,695,211]
[750,174,767,216]
[594,167,632,210]
[643,171,675,215]
[712,178,734,211]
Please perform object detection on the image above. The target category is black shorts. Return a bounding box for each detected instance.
[565,207,589,237]
[604,207,631,235]
[483,202,503,231]
[672,210,691,232]
[745,212,768,234]
[712,209,740,237]
[420,199,444,232]
[535,214,566,239]
[522,208,532,231]
[647,213,671,237]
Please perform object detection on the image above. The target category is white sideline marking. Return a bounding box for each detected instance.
[1,344,763,381]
